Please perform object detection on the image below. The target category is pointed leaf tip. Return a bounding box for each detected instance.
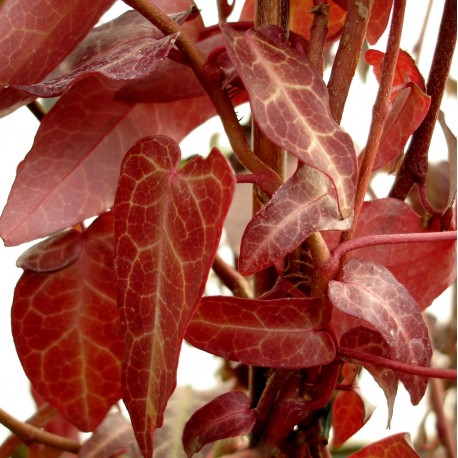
[114,136,235,457]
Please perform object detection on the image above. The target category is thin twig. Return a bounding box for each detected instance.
[212,253,252,298]
[342,0,406,243]
[124,0,282,195]
[26,101,46,122]
[327,0,373,123]
[0,407,80,455]
[389,0,457,201]
[338,347,457,380]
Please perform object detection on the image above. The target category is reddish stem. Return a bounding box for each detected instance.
[338,347,457,380]
[327,0,373,123]
[332,230,457,261]
[390,0,457,201]
[343,0,406,243]
[124,0,282,195]
[212,253,252,298]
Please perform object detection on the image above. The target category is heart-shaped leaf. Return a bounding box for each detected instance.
[239,164,351,275]
[182,391,255,457]
[12,212,123,431]
[186,295,335,368]
[328,258,432,405]
[0,75,217,246]
[114,136,235,458]
[221,23,357,219]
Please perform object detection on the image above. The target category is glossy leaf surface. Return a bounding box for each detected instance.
[0,75,217,246]
[328,258,432,405]
[239,164,351,275]
[0,0,113,115]
[182,391,255,457]
[12,213,123,431]
[114,136,235,458]
[348,433,419,457]
[186,296,335,368]
[221,23,357,218]
[16,11,180,98]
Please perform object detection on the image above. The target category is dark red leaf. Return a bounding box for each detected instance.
[186,296,335,368]
[0,75,217,245]
[328,258,432,405]
[349,198,457,310]
[114,136,235,458]
[370,82,430,172]
[365,49,426,95]
[15,11,181,98]
[348,432,420,457]
[339,327,398,425]
[16,228,82,272]
[366,0,394,45]
[221,23,357,219]
[12,212,123,431]
[0,0,114,115]
[331,388,374,448]
[238,165,351,275]
[182,391,255,457]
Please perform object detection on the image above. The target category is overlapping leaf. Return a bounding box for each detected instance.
[349,198,457,310]
[339,327,398,425]
[114,136,235,458]
[366,0,394,45]
[15,11,181,98]
[348,433,419,457]
[186,296,335,368]
[328,258,432,405]
[182,391,255,457]
[0,75,217,246]
[0,0,114,116]
[365,49,426,96]
[238,164,351,275]
[12,212,123,431]
[221,24,357,218]
[370,82,430,172]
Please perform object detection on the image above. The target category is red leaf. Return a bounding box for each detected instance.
[221,24,357,219]
[370,82,431,172]
[365,49,426,95]
[16,228,82,272]
[15,11,181,98]
[331,388,374,448]
[348,432,420,457]
[114,137,235,458]
[182,391,255,457]
[366,0,394,45]
[12,212,123,431]
[328,258,432,405]
[350,198,457,310]
[238,165,351,275]
[340,327,398,425]
[186,296,335,368]
[0,75,217,245]
[0,0,114,115]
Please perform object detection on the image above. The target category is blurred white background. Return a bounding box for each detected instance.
[0,0,455,451]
